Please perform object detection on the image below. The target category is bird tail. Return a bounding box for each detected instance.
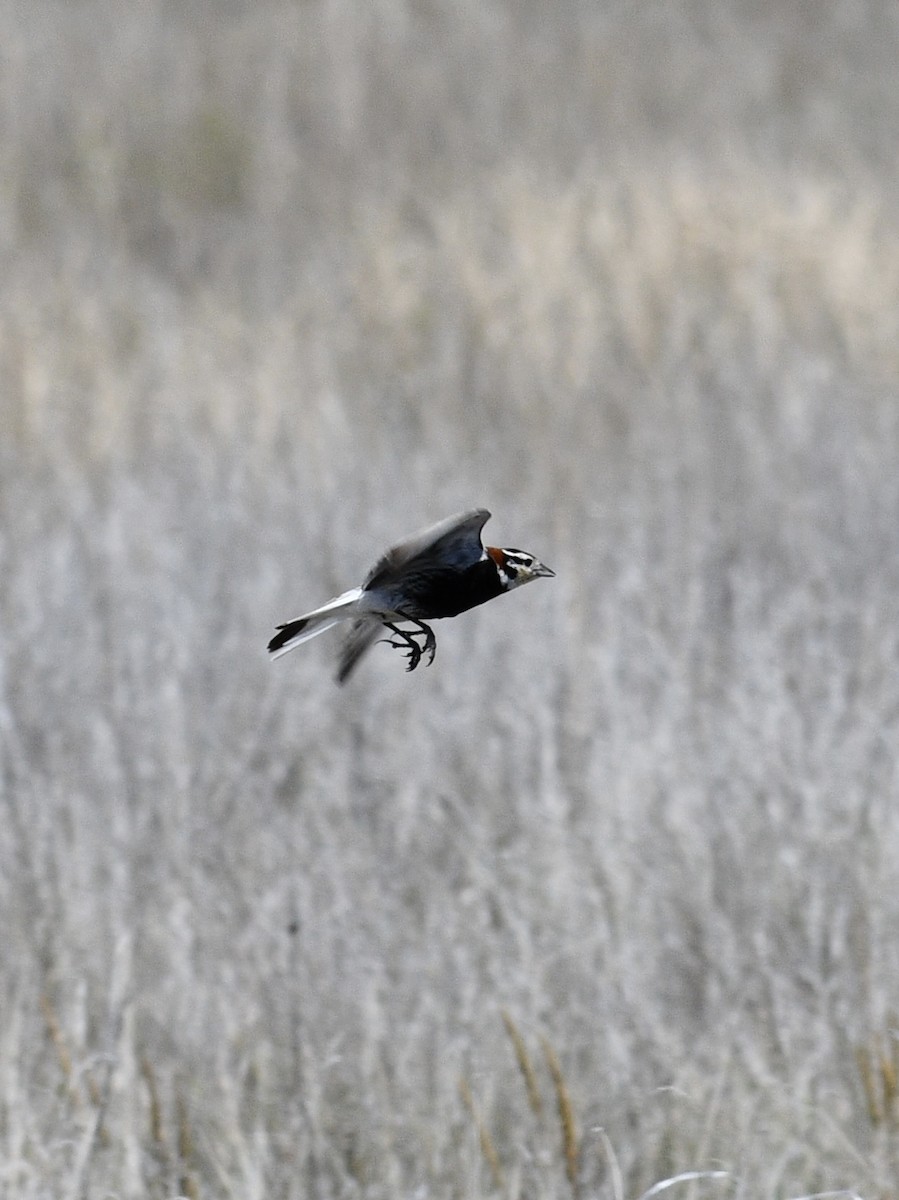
[268,588,363,659]
[336,618,384,684]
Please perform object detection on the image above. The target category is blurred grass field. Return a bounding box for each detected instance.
[3,1,899,1196]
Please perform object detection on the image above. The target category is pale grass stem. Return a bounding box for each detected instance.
[882,1025,898,1120]
[501,1009,543,1116]
[540,1037,579,1198]
[596,1128,624,1200]
[458,1077,505,1192]
[177,1092,200,1200]
[637,1170,732,1200]
[140,1056,167,1153]
[856,1036,899,1130]
[40,994,77,1105]
[40,992,106,1142]
[856,1045,881,1126]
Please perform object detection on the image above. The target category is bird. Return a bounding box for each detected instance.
[268,508,554,683]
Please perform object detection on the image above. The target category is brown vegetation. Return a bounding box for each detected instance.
[3,1,899,1195]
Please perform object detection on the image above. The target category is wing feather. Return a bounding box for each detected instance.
[363,509,490,590]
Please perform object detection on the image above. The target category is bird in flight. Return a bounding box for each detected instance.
[268,508,554,683]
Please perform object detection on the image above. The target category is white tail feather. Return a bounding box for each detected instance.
[268,587,363,659]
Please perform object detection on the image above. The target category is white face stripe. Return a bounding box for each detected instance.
[497,548,539,588]
[486,545,552,588]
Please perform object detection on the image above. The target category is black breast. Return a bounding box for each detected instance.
[383,560,505,619]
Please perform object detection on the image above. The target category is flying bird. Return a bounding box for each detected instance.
[268,508,554,683]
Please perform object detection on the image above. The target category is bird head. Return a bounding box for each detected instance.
[488,546,555,590]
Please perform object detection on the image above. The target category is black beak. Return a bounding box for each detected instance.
[535,563,555,578]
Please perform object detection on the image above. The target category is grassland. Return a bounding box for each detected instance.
[2,1,899,1196]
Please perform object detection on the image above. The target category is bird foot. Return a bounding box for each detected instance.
[380,622,436,672]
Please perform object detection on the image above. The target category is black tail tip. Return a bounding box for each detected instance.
[268,618,307,655]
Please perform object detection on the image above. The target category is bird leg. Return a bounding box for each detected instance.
[380,620,437,672]
[407,619,437,666]
[380,624,423,671]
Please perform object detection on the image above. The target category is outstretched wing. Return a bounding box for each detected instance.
[363,509,490,591]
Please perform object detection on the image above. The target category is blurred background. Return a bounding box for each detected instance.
[3,1,899,1196]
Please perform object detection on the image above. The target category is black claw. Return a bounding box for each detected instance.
[381,620,436,674]
[423,631,436,665]
[379,636,410,650]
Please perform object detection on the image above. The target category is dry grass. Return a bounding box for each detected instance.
[3,1,899,1196]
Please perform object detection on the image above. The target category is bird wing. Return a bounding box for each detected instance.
[363,509,491,591]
